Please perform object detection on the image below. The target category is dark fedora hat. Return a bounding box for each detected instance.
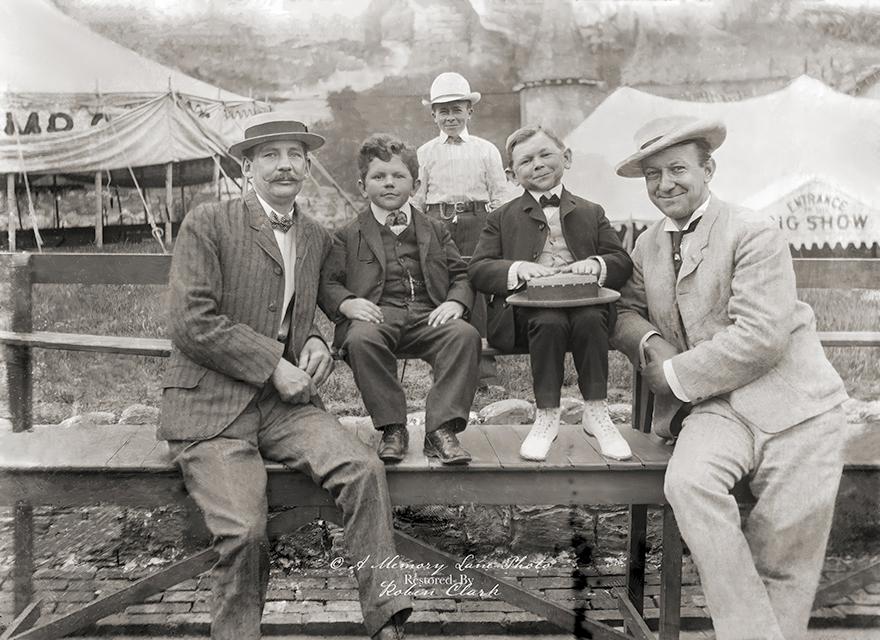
[229,111,325,160]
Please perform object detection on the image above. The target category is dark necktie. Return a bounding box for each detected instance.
[385,210,407,227]
[269,210,293,233]
[671,217,700,277]
[447,136,463,145]
[539,194,560,208]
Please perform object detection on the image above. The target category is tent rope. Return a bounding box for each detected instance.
[12,126,44,252]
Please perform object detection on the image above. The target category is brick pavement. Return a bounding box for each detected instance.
[1,555,878,636]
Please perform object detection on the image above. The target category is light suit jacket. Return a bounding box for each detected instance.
[318,206,474,349]
[612,196,847,437]
[159,191,332,441]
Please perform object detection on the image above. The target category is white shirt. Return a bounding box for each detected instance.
[639,195,712,402]
[254,192,297,336]
[413,127,510,210]
[371,202,412,236]
[506,184,608,289]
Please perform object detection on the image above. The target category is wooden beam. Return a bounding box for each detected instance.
[813,560,880,609]
[0,331,171,357]
[6,254,33,433]
[615,588,654,640]
[392,528,631,640]
[4,509,314,640]
[165,163,173,243]
[659,505,682,640]
[213,155,221,201]
[625,505,648,617]
[6,173,15,251]
[28,253,170,285]
[0,599,41,640]
[12,501,34,618]
[94,172,102,248]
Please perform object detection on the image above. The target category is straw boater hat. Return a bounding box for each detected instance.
[229,111,325,160]
[422,72,481,106]
[615,115,726,178]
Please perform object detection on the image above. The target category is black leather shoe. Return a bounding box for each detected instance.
[378,424,408,463]
[423,425,472,465]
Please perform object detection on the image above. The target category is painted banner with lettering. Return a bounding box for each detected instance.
[759,178,878,248]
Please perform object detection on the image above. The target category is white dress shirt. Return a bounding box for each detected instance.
[254,192,297,336]
[639,195,712,402]
[371,202,412,236]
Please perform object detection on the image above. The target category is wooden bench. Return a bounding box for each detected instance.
[0,252,878,640]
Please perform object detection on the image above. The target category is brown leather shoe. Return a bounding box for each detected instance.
[378,424,408,463]
[423,425,471,465]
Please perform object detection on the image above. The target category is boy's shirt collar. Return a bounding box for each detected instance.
[527,183,564,206]
[440,128,471,144]
[371,201,412,227]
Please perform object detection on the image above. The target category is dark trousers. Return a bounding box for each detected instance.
[343,302,481,433]
[514,305,611,408]
[436,210,496,380]
[168,390,412,639]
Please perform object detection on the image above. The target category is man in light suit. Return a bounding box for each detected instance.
[612,116,849,639]
[160,113,410,640]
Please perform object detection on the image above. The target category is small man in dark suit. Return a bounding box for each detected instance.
[320,133,480,465]
[161,113,411,640]
[469,125,634,461]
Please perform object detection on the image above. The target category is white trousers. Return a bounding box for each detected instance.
[664,400,848,640]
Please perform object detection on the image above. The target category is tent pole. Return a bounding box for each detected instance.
[6,174,15,251]
[213,155,221,201]
[165,163,173,243]
[95,171,103,248]
[53,175,60,228]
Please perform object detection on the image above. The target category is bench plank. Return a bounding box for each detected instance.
[0,331,171,357]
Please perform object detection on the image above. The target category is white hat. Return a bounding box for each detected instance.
[229,111,325,160]
[422,72,481,106]
[615,115,726,178]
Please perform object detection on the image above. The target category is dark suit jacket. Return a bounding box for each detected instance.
[468,188,633,352]
[159,191,332,441]
[318,206,474,349]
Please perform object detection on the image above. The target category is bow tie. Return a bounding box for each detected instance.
[539,194,560,208]
[268,210,293,233]
[446,136,464,145]
[385,210,408,227]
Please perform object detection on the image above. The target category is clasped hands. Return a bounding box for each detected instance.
[515,258,600,282]
[270,336,334,404]
[338,297,465,328]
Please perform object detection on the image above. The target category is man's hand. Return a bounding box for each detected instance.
[339,298,384,323]
[428,301,465,327]
[643,361,673,396]
[562,258,601,277]
[298,336,334,387]
[516,262,557,282]
[644,335,679,365]
[270,358,316,404]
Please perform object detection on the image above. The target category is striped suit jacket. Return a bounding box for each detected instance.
[158,191,332,441]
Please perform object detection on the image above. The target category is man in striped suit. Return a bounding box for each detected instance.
[159,113,411,640]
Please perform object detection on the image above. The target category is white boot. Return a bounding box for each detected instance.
[582,400,632,460]
[520,407,561,461]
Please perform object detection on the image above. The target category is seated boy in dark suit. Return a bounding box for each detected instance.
[469,125,634,461]
[320,133,480,465]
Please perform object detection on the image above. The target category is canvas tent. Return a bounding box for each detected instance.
[564,75,880,250]
[0,0,269,249]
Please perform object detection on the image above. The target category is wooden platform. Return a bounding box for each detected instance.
[0,421,674,508]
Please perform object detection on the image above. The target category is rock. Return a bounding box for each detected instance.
[338,415,371,429]
[118,404,160,425]
[510,505,595,554]
[560,397,584,424]
[608,403,632,425]
[479,399,535,425]
[59,411,117,428]
[844,398,880,425]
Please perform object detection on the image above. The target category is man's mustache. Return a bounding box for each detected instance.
[269,173,298,182]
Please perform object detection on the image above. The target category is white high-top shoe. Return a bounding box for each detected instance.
[582,400,632,460]
[520,407,562,461]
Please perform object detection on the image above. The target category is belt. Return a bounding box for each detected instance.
[425,201,488,220]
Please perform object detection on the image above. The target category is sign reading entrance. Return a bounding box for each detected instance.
[761,178,878,248]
